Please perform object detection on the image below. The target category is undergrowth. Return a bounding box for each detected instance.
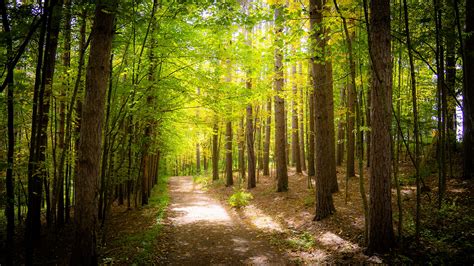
[106,175,169,264]
[228,188,253,208]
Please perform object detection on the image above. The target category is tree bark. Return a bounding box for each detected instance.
[274,5,288,192]
[71,1,115,263]
[246,86,256,188]
[366,0,396,253]
[310,0,336,220]
[263,98,271,175]
[463,0,474,179]
[212,122,219,181]
[225,121,233,186]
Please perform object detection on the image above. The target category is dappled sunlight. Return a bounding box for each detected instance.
[170,201,231,225]
[242,204,284,232]
[318,231,360,253]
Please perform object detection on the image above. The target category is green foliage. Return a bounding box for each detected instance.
[228,188,253,208]
[270,231,316,252]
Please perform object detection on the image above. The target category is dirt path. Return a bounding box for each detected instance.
[158,176,286,265]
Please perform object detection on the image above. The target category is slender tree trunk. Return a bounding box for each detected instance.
[226,121,233,186]
[292,62,302,173]
[263,98,271,175]
[71,1,115,263]
[212,122,219,181]
[299,63,306,172]
[274,5,288,192]
[366,0,396,253]
[337,85,346,166]
[307,67,316,177]
[334,0,356,177]
[246,85,256,188]
[239,117,246,181]
[1,0,15,262]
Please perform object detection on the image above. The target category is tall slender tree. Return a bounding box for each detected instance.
[274,4,288,192]
[71,0,116,263]
[366,0,396,253]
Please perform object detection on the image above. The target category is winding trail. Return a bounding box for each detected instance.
[159,176,285,265]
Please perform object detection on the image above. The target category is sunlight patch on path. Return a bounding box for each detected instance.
[242,204,284,232]
[318,231,360,253]
[170,202,231,225]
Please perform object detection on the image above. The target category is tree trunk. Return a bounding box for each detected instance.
[463,0,474,179]
[71,1,115,263]
[299,63,307,172]
[246,82,256,189]
[307,68,316,177]
[225,121,233,186]
[310,0,336,220]
[238,117,246,181]
[337,85,346,166]
[212,122,219,181]
[366,0,396,253]
[274,5,288,192]
[263,98,271,175]
[334,0,356,177]
[292,62,302,173]
[1,0,15,263]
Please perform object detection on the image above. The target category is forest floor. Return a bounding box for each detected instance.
[1,161,473,264]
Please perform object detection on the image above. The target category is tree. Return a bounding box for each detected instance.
[274,4,288,192]
[310,0,336,220]
[1,0,15,263]
[464,0,474,179]
[366,0,396,253]
[263,99,271,176]
[212,122,219,181]
[291,61,302,173]
[71,0,116,263]
[226,121,233,186]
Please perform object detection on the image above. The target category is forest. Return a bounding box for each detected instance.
[0,0,473,264]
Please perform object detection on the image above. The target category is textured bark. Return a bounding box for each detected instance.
[246,79,256,188]
[367,0,396,253]
[71,1,115,263]
[310,0,336,221]
[263,99,271,175]
[291,63,302,173]
[212,123,219,181]
[274,5,288,192]
[225,121,233,186]
[464,0,474,179]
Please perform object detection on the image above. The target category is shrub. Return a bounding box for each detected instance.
[228,189,253,208]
